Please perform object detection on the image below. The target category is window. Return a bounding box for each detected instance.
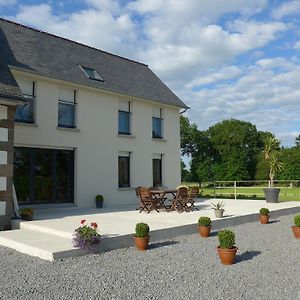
[80,66,104,82]
[118,152,130,187]
[15,80,35,123]
[118,101,131,135]
[152,108,163,139]
[58,88,76,128]
[153,154,162,186]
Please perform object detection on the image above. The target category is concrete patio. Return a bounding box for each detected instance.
[0,198,299,261]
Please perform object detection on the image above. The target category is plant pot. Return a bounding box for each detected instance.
[20,214,33,221]
[259,214,270,224]
[95,199,103,208]
[263,188,280,203]
[134,236,150,251]
[198,225,211,238]
[214,209,224,218]
[217,246,238,265]
[292,226,300,239]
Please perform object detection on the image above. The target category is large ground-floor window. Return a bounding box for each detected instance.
[14,147,74,204]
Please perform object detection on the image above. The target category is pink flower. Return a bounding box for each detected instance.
[80,219,86,225]
[91,222,98,229]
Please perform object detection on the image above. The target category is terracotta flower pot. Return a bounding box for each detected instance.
[259,214,269,224]
[217,246,238,265]
[292,226,300,239]
[134,236,150,251]
[198,225,211,238]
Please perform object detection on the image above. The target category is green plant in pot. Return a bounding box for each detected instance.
[292,214,300,239]
[263,137,284,203]
[259,208,270,224]
[19,208,34,221]
[134,223,150,251]
[95,195,103,208]
[211,201,225,218]
[217,229,238,265]
[198,216,212,238]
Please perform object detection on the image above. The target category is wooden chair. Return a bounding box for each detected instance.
[136,187,160,213]
[171,186,189,212]
[187,186,199,211]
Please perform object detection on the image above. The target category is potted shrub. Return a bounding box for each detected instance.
[259,208,270,224]
[134,223,150,251]
[292,214,300,239]
[211,201,225,218]
[95,195,104,208]
[263,137,284,203]
[217,229,238,265]
[72,219,101,249]
[19,208,34,221]
[198,216,212,237]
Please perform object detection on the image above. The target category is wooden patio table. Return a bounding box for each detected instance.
[149,189,177,210]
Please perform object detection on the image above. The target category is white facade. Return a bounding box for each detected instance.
[12,70,181,208]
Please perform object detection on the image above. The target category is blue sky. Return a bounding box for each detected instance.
[1,0,300,147]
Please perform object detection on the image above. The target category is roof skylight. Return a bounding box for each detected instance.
[80,66,104,82]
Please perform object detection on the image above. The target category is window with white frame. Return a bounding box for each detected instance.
[58,88,76,128]
[118,151,130,187]
[15,79,35,123]
[153,154,163,186]
[118,100,131,135]
[152,108,163,139]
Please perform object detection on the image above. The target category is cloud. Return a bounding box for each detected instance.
[0,0,15,6]
[294,40,300,49]
[271,0,300,19]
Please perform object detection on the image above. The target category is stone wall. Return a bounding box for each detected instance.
[0,104,15,228]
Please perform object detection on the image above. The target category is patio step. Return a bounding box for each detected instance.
[0,228,92,261]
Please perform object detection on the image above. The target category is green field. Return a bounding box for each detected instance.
[200,187,300,202]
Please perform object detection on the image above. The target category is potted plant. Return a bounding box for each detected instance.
[95,195,104,208]
[263,137,284,203]
[211,201,225,218]
[259,208,270,224]
[19,208,34,221]
[217,229,238,265]
[292,214,300,239]
[134,223,150,251]
[72,219,101,249]
[198,216,212,237]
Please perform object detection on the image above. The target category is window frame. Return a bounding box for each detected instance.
[118,102,131,135]
[118,154,130,188]
[152,108,163,139]
[80,65,104,82]
[58,90,77,129]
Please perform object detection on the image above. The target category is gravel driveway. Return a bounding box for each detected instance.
[0,214,299,300]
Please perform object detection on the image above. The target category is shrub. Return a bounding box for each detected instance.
[135,223,150,238]
[198,216,211,226]
[218,229,235,249]
[294,215,300,227]
[19,208,34,216]
[259,208,270,215]
[95,195,103,201]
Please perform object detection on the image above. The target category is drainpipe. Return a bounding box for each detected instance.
[180,107,190,115]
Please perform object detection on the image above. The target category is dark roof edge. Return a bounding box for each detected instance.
[11,65,188,109]
[0,92,26,103]
[0,17,148,67]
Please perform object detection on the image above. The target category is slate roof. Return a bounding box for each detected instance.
[0,18,188,109]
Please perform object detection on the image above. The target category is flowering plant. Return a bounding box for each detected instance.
[72,219,101,249]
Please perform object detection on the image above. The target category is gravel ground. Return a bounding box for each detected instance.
[0,214,299,300]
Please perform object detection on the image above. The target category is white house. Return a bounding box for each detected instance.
[0,18,188,224]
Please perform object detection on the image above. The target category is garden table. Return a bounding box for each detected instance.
[149,189,178,210]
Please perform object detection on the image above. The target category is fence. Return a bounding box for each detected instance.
[182,180,300,201]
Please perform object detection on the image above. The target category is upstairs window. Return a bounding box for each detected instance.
[152,108,163,139]
[118,152,130,188]
[58,88,76,128]
[80,66,104,82]
[15,80,35,123]
[153,154,163,187]
[118,101,131,135]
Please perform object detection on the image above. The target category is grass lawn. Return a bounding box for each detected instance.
[200,187,300,201]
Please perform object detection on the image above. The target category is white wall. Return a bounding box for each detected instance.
[13,71,181,208]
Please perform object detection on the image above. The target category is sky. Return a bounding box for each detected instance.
[1,0,300,147]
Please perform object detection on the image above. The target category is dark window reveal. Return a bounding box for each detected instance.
[153,157,162,186]
[118,155,130,187]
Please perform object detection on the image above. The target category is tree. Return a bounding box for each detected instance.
[181,160,191,182]
[296,134,300,147]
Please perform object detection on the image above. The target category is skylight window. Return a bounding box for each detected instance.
[80,66,104,82]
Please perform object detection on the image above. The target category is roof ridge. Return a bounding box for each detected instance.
[0,17,148,67]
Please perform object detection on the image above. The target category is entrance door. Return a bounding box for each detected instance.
[14,147,74,204]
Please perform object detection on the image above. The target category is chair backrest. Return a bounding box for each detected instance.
[176,186,189,199]
[137,187,150,201]
[189,186,199,198]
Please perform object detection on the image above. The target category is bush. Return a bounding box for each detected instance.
[198,216,211,226]
[19,208,34,216]
[95,195,103,201]
[135,223,150,238]
[294,215,300,227]
[259,208,270,215]
[218,229,235,249]
[72,220,100,249]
